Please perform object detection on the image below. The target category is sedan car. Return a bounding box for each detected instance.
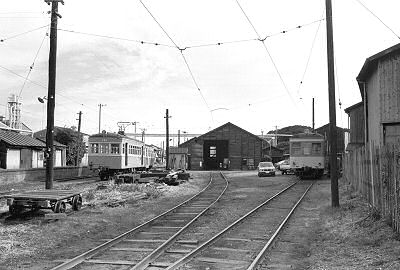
[257,161,276,177]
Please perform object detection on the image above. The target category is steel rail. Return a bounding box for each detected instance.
[51,172,218,270]
[247,182,314,269]
[165,181,299,270]
[130,171,229,270]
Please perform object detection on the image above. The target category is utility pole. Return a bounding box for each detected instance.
[141,128,146,166]
[178,129,180,146]
[76,111,82,166]
[312,98,315,132]
[165,109,171,170]
[275,126,278,146]
[133,121,138,139]
[98,104,106,133]
[44,0,63,190]
[325,0,339,207]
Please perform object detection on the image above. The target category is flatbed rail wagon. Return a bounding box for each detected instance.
[4,190,82,215]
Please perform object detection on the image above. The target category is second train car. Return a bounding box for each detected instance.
[289,132,325,179]
[88,131,156,180]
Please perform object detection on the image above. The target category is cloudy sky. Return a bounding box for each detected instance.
[0,0,399,145]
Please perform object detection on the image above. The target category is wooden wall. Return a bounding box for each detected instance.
[348,104,365,144]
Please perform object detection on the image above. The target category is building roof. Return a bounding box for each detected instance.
[344,101,363,114]
[0,131,45,148]
[35,138,66,148]
[357,43,400,93]
[180,122,263,147]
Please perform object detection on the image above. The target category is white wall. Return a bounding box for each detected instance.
[7,149,20,169]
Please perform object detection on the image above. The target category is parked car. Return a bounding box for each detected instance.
[258,161,276,177]
[279,160,292,175]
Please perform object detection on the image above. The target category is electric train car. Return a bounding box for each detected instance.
[88,131,156,180]
[289,132,325,179]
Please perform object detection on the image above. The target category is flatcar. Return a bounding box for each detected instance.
[289,132,325,179]
[88,131,156,180]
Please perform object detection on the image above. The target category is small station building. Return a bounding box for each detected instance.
[179,122,263,170]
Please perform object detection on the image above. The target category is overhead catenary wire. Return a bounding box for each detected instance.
[0,24,49,42]
[297,11,324,99]
[57,28,175,48]
[140,0,213,117]
[18,26,49,99]
[354,0,400,39]
[234,0,297,106]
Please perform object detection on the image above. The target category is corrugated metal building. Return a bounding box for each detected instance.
[179,122,263,170]
[357,43,400,145]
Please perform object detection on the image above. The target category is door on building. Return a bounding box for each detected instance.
[203,140,228,170]
[383,123,400,145]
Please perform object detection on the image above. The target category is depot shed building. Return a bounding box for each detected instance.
[179,122,263,170]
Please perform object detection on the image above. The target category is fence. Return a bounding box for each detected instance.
[344,143,400,232]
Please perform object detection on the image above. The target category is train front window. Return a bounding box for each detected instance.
[91,143,99,153]
[291,142,301,155]
[111,144,120,154]
[312,143,322,154]
[303,143,312,155]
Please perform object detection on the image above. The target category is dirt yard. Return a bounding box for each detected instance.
[1,172,399,270]
[260,177,400,270]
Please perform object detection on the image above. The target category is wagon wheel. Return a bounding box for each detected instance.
[9,205,23,215]
[72,195,82,211]
[54,201,66,213]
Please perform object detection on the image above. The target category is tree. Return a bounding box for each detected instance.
[54,128,85,166]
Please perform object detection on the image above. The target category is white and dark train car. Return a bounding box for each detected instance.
[88,132,156,180]
[289,132,325,179]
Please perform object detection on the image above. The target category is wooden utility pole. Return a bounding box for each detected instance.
[325,0,339,207]
[312,98,315,132]
[178,129,180,146]
[98,104,106,133]
[76,111,82,166]
[44,0,63,189]
[165,109,171,170]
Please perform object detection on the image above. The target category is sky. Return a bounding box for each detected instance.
[0,0,399,146]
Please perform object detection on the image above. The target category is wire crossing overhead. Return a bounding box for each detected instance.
[235,0,297,106]
[57,28,175,48]
[354,0,400,40]
[0,24,49,42]
[18,26,49,99]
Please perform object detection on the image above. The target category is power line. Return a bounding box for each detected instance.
[57,28,175,48]
[354,0,400,39]
[139,0,179,48]
[0,24,49,42]
[18,26,49,99]
[298,12,324,99]
[139,0,213,117]
[235,0,297,106]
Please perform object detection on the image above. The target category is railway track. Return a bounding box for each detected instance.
[163,180,314,270]
[50,172,228,270]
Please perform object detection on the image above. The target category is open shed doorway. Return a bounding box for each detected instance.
[203,140,228,170]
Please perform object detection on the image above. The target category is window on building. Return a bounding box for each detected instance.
[210,146,216,158]
[91,143,99,153]
[111,144,120,154]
